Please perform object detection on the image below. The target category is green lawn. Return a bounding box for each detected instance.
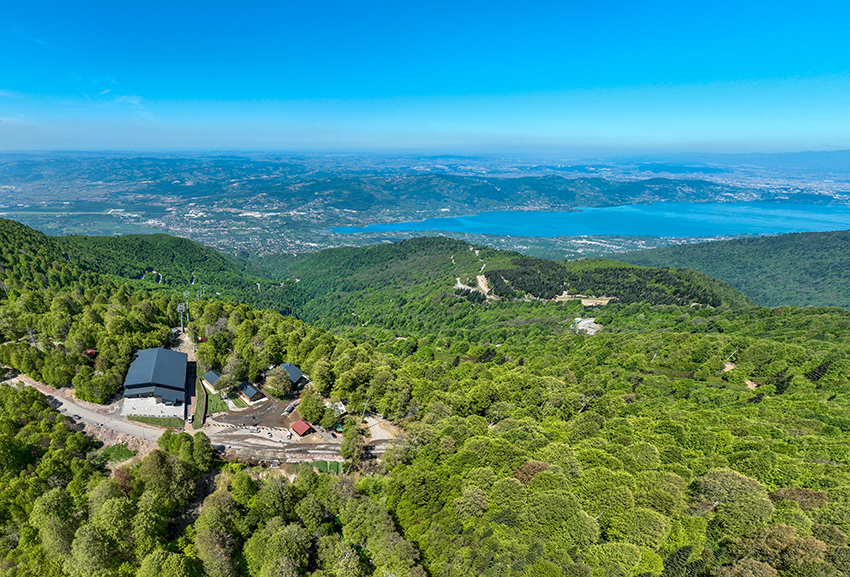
[193,383,207,429]
[315,460,344,474]
[128,416,185,429]
[97,443,137,463]
[208,391,229,414]
[231,395,248,408]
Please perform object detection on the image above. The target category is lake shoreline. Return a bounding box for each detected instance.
[331,201,850,239]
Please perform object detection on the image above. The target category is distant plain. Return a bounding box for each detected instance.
[2,152,850,260]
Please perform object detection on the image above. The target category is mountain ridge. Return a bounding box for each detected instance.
[613,229,850,308]
[3,216,850,576]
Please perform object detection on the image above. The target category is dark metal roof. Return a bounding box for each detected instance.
[280,362,304,384]
[202,370,221,386]
[125,386,185,404]
[123,348,187,391]
[237,381,260,399]
[124,385,158,397]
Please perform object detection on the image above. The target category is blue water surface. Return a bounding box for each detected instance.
[331,202,850,238]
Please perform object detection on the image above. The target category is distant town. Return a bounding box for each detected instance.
[1,152,847,261]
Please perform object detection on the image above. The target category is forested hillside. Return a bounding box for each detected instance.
[483,257,751,307]
[260,236,751,336]
[3,218,850,575]
[58,233,307,316]
[0,219,175,402]
[614,230,850,308]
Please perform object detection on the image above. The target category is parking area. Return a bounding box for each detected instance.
[121,397,186,419]
[213,397,301,429]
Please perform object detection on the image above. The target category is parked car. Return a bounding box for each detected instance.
[187,415,194,423]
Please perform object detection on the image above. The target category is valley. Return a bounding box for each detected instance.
[5,2,850,575]
[2,153,849,261]
[1,160,850,576]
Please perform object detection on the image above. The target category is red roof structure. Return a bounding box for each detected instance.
[292,419,314,437]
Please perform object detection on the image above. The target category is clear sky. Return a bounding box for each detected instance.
[2,0,849,153]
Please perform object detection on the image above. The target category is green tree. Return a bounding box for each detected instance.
[138,549,202,577]
[244,518,312,577]
[312,359,334,395]
[193,432,214,472]
[299,389,325,423]
[265,365,292,398]
[454,486,488,520]
[214,373,239,393]
[31,487,76,558]
[230,471,258,507]
[90,496,135,557]
[133,492,168,560]
[607,507,671,549]
[64,524,114,577]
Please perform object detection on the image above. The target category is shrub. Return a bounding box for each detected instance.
[606,507,671,550]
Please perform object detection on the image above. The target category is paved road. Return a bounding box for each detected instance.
[3,372,165,441]
[6,370,392,461]
[49,395,165,440]
[205,422,337,451]
[204,421,390,459]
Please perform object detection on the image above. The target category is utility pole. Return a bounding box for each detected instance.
[359,381,374,424]
[177,303,185,333]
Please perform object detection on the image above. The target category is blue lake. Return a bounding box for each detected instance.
[332,202,850,238]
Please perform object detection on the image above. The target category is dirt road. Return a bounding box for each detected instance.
[3,357,397,463]
[2,373,165,441]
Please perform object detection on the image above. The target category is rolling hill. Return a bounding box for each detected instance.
[4,216,850,576]
[613,230,850,308]
[56,232,307,316]
[258,236,753,337]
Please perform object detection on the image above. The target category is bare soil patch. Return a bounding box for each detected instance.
[213,398,302,429]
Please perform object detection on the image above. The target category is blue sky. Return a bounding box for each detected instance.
[2,1,849,153]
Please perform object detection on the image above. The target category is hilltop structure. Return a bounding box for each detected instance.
[279,362,307,389]
[236,382,264,404]
[200,370,221,393]
[123,348,188,405]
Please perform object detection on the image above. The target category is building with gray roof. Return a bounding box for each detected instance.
[201,370,221,393]
[236,382,264,403]
[123,348,188,406]
[279,362,307,388]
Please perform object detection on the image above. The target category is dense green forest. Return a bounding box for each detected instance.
[0,219,177,402]
[57,233,307,316]
[258,237,751,336]
[3,218,850,575]
[613,230,850,308]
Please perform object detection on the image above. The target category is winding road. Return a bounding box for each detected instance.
[3,372,165,441]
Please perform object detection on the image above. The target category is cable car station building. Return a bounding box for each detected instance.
[123,347,189,406]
